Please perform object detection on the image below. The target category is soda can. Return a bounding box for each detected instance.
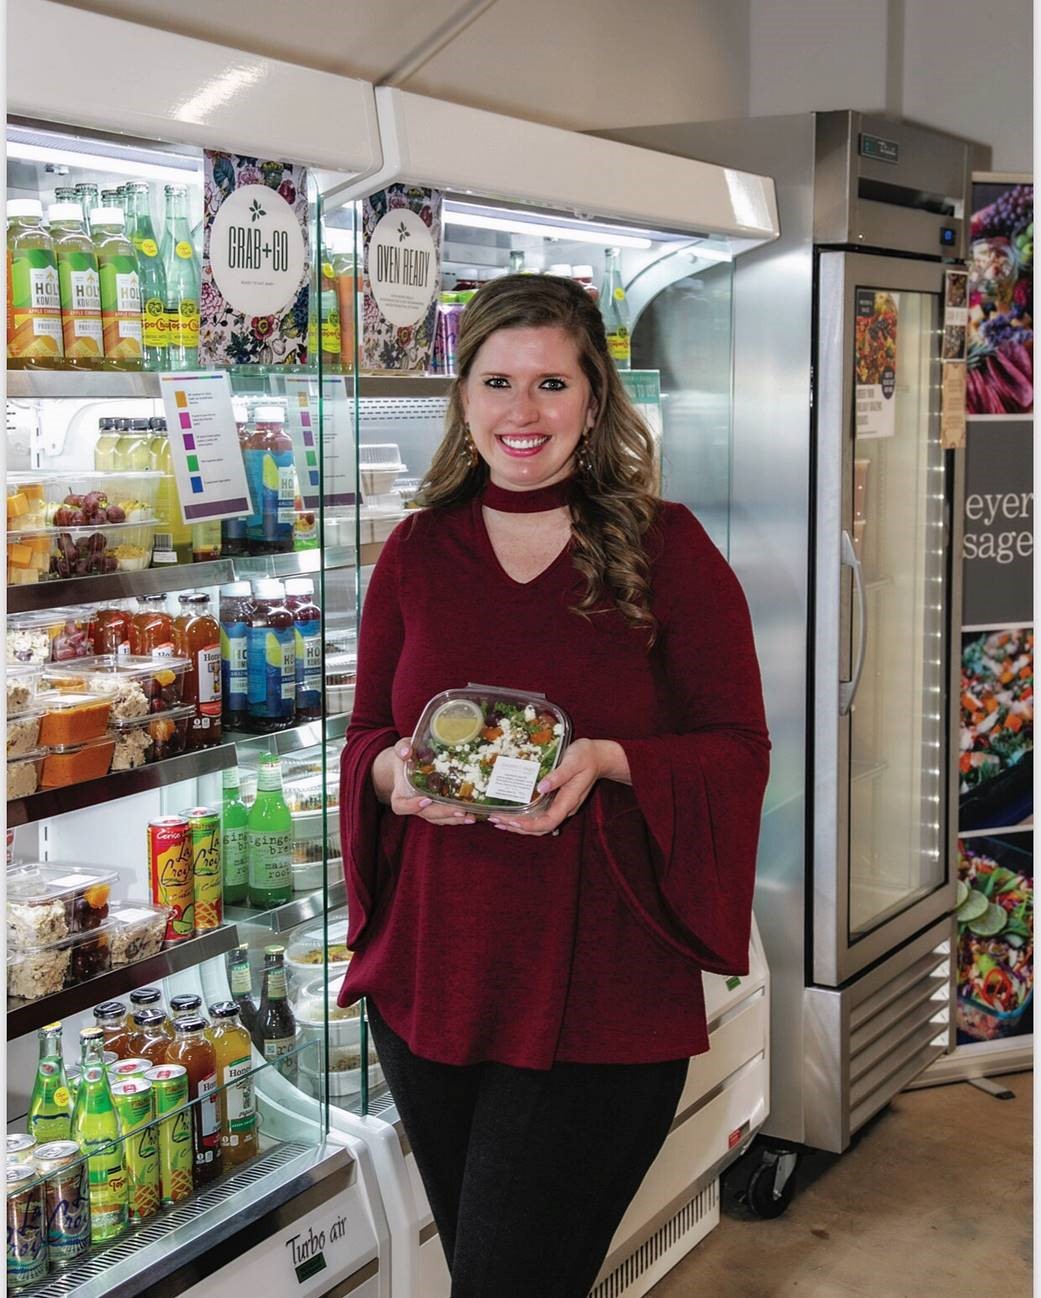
[5,1135,36,1167]
[6,1166,47,1289]
[107,1058,153,1081]
[181,806,222,932]
[33,1140,89,1268]
[143,1065,193,1205]
[148,815,194,942]
[110,1080,160,1221]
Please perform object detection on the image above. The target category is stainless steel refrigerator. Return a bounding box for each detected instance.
[604,111,973,1157]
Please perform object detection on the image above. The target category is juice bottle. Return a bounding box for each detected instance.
[207,1002,258,1166]
[221,400,251,557]
[92,206,143,370]
[246,580,296,731]
[284,577,323,722]
[247,756,293,908]
[93,1001,132,1058]
[169,994,206,1024]
[173,592,222,749]
[219,582,253,730]
[90,602,133,655]
[255,946,297,1083]
[129,987,174,1036]
[164,1017,222,1186]
[27,1023,73,1145]
[598,247,631,369]
[70,1027,128,1243]
[114,416,153,471]
[94,416,121,470]
[128,1010,173,1066]
[124,181,168,371]
[161,185,200,370]
[332,249,356,372]
[150,417,193,566]
[221,769,249,905]
[7,198,64,369]
[48,201,104,368]
[227,945,258,1038]
[131,593,175,657]
[244,405,295,554]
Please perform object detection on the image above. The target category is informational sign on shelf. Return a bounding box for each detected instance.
[201,152,310,369]
[283,376,322,511]
[361,185,442,373]
[853,288,899,440]
[283,375,357,510]
[157,371,252,523]
[620,369,663,445]
[966,177,1033,415]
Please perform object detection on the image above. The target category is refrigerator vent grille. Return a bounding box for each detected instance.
[25,1141,311,1296]
[589,1181,719,1298]
[359,397,449,425]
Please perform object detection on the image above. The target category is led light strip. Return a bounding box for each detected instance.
[444,208,652,249]
[7,142,200,184]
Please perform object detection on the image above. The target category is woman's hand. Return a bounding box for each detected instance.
[373,741,477,825]
[488,738,628,837]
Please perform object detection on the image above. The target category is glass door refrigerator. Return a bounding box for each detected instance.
[605,111,971,1162]
[316,87,779,1297]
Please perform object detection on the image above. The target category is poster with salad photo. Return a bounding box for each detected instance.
[959,627,1033,832]
[967,178,1033,415]
[956,832,1032,1043]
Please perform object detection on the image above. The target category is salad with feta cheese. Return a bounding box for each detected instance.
[405,687,571,816]
[956,840,1033,1040]
[960,628,1033,793]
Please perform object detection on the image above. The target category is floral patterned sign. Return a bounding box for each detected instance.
[362,185,442,372]
[967,180,1033,414]
[201,152,310,368]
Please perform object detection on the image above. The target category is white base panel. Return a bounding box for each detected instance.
[590,1181,720,1298]
[419,1232,452,1296]
[905,1036,1034,1088]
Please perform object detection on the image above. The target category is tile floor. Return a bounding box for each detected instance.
[648,1072,1033,1298]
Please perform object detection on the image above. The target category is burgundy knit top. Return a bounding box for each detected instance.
[338,488,770,1068]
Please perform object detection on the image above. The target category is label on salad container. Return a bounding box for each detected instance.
[485,755,541,805]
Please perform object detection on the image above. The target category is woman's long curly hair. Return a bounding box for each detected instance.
[419,273,661,642]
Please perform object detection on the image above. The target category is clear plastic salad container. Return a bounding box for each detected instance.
[40,735,116,788]
[7,862,119,940]
[359,443,406,495]
[36,692,113,746]
[106,900,172,965]
[43,654,190,718]
[7,706,42,758]
[286,918,351,990]
[6,609,96,664]
[404,684,571,818]
[7,664,41,714]
[7,749,45,800]
[109,705,195,768]
[8,919,118,1000]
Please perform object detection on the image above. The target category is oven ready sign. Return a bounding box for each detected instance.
[368,207,438,326]
[209,183,307,317]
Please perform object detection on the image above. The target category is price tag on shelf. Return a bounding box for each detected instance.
[941,361,967,450]
[157,371,253,523]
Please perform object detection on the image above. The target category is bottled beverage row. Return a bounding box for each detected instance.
[8,183,200,372]
[7,968,292,1289]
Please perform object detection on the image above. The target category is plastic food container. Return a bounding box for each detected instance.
[286,919,352,991]
[7,665,41,714]
[7,750,44,800]
[359,443,406,496]
[301,1047,381,1097]
[294,972,360,1021]
[36,692,112,746]
[326,651,356,715]
[109,705,195,769]
[107,900,172,965]
[40,735,116,788]
[43,654,190,720]
[405,685,571,819]
[6,609,96,665]
[8,920,117,1000]
[7,863,118,941]
[7,707,42,758]
[284,777,338,815]
[296,982,361,1049]
[9,519,159,581]
[64,470,162,518]
[6,474,58,531]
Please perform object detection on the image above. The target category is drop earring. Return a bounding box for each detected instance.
[576,431,592,474]
[461,423,479,467]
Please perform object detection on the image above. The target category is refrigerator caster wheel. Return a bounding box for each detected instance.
[745,1151,798,1219]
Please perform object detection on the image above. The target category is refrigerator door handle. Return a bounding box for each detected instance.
[839,528,867,715]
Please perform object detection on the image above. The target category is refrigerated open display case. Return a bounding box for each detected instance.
[6,4,780,1295]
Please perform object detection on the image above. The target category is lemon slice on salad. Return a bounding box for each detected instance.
[968,902,1008,937]
[956,889,989,923]
[430,699,484,747]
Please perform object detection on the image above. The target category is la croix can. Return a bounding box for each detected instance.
[143,1065,193,1206]
[110,1079,159,1222]
[181,806,222,932]
[5,1135,36,1167]
[33,1140,90,1268]
[6,1165,47,1289]
[148,815,194,942]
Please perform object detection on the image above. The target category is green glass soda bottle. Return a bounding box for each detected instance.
[48,201,104,370]
[598,246,631,369]
[92,206,143,371]
[161,184,200,370]
[247,755,293,908]
[74,184,101,224]
[27,1022,73,1144]
[222,767,249,906]
[70,1026,129,1243]
[124,181,169,371]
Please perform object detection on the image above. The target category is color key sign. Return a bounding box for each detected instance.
[283,376,321,509]
[158,371,253,523]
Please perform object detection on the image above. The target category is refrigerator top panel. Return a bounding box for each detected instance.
[8,0,381,178]
[813,110,972,260]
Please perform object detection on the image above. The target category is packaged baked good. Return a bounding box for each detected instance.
[42,655,189,713]
[109,706,193,766]
[6,665,40,713]
[107,901,171,965]
[7,864,118,936]
[7,921,116,1000]
[7,708,42,758]
[7,750,44,799]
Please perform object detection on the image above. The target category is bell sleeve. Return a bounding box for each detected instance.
[593,505,770,976]
[339,524,407,951]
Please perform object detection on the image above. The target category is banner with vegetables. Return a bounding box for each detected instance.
[967,179,1033,415]
[854,288,899,439]
[956,833,1032,1043]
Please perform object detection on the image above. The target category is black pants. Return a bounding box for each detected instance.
[367,1002,688,1298]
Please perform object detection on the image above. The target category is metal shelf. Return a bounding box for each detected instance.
[7,369,453,400]
[228,711,348,758]
[7,924,239,1039]
[7,547,356,614]
[227,878,346,934]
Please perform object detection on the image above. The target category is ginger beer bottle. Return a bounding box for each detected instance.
[70,1026,129,1244]
[28,1022,73,1144]
[247,756,293,907]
